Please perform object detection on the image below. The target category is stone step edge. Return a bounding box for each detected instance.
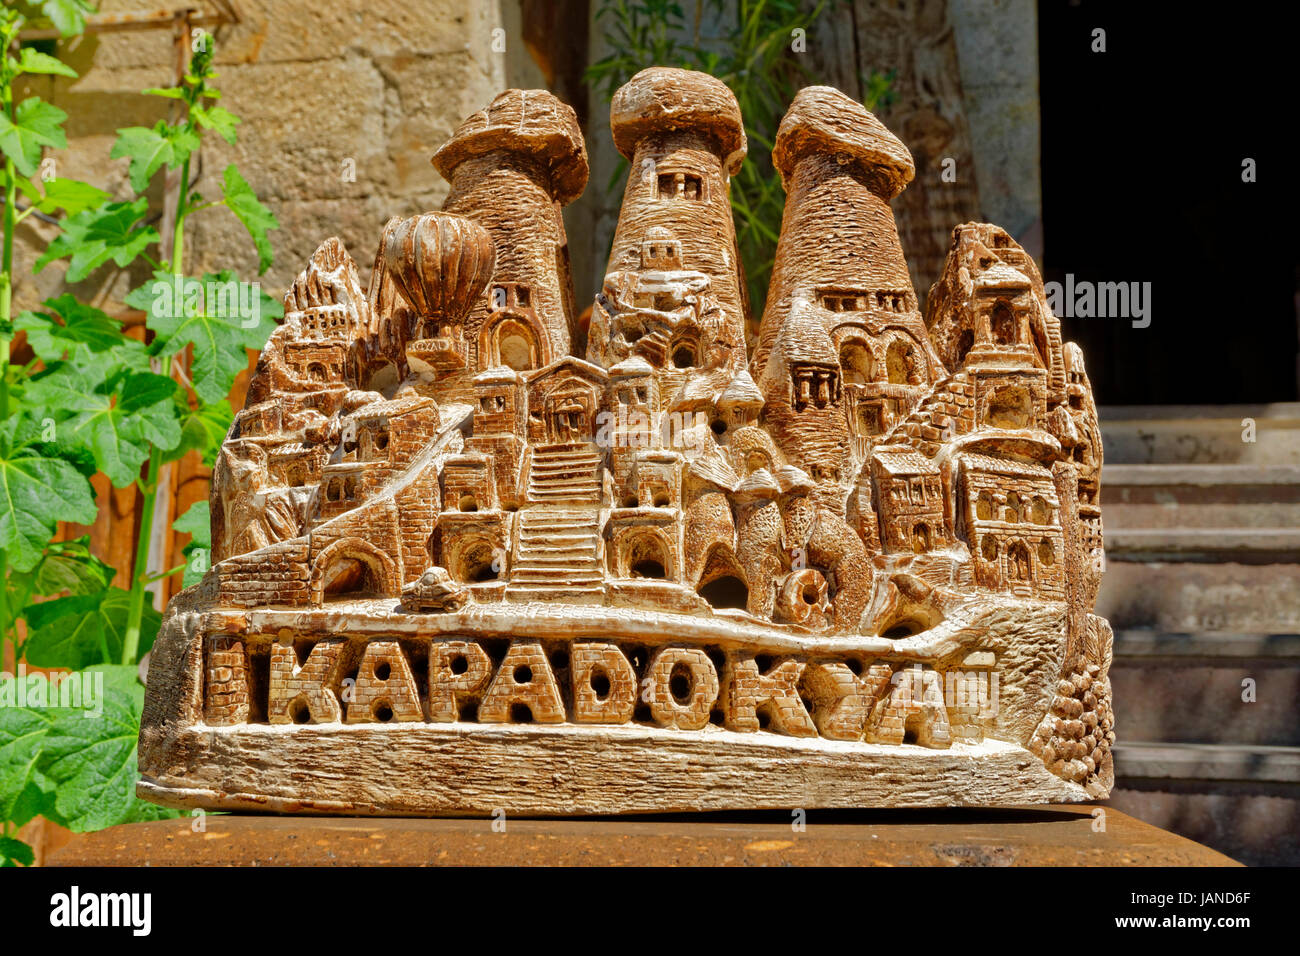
[1104,463,1300,486]
[1113,742,1300,784]
[1106,528,1300,561]
[1113,629,1300,661]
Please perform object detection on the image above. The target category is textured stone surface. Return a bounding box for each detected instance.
[13,0,511,314]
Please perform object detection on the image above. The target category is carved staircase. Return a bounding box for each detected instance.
[882,371,972,455]
[505,507,605,604]
[632,329,670,366]
[526,442,602,503]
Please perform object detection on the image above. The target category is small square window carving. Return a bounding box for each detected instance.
[657,172,704,201]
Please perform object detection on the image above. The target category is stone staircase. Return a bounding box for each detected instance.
[505,507,605,604]
[1097,404,1300,865]
[882,370,974,455]
[632,329,670,366]
[526,442,602,504]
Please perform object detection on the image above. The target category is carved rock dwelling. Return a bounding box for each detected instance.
[140,70,1113,814]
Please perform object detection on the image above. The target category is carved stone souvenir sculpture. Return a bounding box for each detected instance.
[139,71,1113,815]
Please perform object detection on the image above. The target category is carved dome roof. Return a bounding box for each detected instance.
[773,85,914,199]
[432,89,589,204]
[610,67,746,175]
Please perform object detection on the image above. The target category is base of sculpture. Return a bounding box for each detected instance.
[138,585,1110,815]
[139,730,1088,816]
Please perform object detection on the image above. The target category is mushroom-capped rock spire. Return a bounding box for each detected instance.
[433,88,589,204]
[611,66,747,175]
[774,85,915,200]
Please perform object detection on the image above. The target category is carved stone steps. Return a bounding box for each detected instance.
[1099,428,1300,863]
[530,459,602,472]
[1114,742,1300,784]
[508,494,604,599]
[509,567,605,582]
[504,584,605,604]
[527,455,603,470]
[518,523,598,536]
[515,540,599,554]
[1099,402,1300,467]
[527,443,602,503]
[1110,630,1300,747]
[529,491,602,504]
[518,519,596,531]
[515,554,602,567]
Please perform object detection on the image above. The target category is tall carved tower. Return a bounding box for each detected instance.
[589,67,749,368]
[755,86,943,512]
[433,89,588,381]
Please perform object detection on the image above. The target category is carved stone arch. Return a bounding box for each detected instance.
[310,536,398,604]
[835,333,875,385]
[693,541,749,609]
[668,324,703,369]
[480,308,547,372]
[446,535,502,584]
[882,328,925,385]
[1005,537,1033,585]
[612,527,675,580]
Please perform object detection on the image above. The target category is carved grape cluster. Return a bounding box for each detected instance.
[1029,660,1115,787]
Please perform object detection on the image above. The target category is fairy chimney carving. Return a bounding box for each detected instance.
[141,67,1114,817]
[432,89,588,392]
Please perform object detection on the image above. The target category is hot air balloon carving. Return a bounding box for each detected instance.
[383,211,496,372]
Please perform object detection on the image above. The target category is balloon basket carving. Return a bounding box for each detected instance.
[139,70,1113,815]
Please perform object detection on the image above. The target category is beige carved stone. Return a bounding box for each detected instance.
[139,69,1113,815]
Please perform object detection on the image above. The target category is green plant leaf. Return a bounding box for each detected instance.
[0,96,68,177]
[174,499,212,587]
[17,47,77,78]
[27,359,182,487]
[192,104,239,144]
[32,177,111,216]
[28,537,116,598]
[130,270,279,404]
[40,0,94,37]
[0,422,98,572]
[169,399,232,468]
[15,295,128,361]
[0,707,56,831]
[141,86,185,100]
[34,198,158,283]
[38,665,173,831]
[174,499,211,546]
[6,537,116,625]
[221,165,278,274]
[110,121,200,194]
[0,836,36,867]
[24,587,162,670]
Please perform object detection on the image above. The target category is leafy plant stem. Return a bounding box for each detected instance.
[121,446,161,666]
[2,155,14,420]
[1,81,15,662]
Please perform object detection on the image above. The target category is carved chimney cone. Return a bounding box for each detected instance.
[755,86,944,515]
[590,67,749,369]
[433,89,588,385]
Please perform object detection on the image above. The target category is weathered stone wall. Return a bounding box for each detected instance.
[14,0,517,313]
